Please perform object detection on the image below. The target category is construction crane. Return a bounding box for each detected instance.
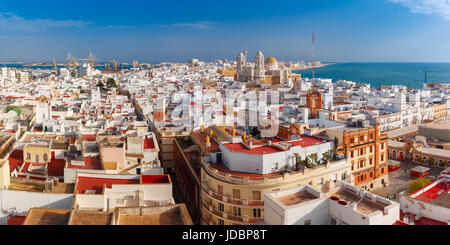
[312,32,316,83]
[419,67,434,84]
[72,57,77,71]
[113,59,117,70]
[67,50,71,71]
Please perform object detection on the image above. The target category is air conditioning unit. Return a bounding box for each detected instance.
[45,179,53,192]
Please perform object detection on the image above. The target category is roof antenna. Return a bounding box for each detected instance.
[312,32,316,84]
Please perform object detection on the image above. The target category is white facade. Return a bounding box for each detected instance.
[264,181,400,225]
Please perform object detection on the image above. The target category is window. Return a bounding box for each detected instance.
[317,178,324,185]
[351,151,354,158]
[232,189,240,200]
[370,172,373,178]
[369,159,373,165]
[370,146,373,153]
[217,185,223,195]
[218,219,224,225]
[381,143,384,150]
[233,207,241,217]
[35,155,39,163]
[304,219,312,225]
[381,155,384,161]
[253,209,261,218]
[27,153,31,160]
[252,191,261,201]
[370,183,373,188]
[360,136,364,142]
[43,153,48,162]
[219,203,224,212]
[381,168,384,174]
[341,172,346,180]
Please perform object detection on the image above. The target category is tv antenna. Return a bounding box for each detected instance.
[312,32,316,82]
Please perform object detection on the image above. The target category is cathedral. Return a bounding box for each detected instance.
[235,50,299,85]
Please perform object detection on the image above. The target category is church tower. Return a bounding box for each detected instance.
[236,52,246,82]
[254,51,265,83]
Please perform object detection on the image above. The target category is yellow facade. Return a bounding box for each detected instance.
[433,104,447,120]
[23,144,51,163]
[217,68,236,77]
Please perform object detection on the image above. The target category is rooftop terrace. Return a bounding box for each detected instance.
[331,189,389,215]
[277,190,319,206]
[23,208,71,225]
[115,205,193,225]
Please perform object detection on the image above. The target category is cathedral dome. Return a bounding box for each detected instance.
[265,57,278,63]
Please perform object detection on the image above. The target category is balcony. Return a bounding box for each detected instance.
[201,200,264,224]
[201,183,264,206]
[202,156,348,185]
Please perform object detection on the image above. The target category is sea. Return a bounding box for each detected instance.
[293,62,450,89]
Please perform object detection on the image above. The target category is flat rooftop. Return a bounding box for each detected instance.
[68,211,113,225]
[331,189,388,215]
[23,208,71,225]
[222,135,325,155]
[420,117,450,130]
[115,205,193,225]
[277,190,319,206]
[75,174,171,194]
[410,178,450,208]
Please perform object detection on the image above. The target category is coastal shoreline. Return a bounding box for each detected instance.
[289,63,332,72]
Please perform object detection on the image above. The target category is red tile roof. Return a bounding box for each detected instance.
[81,134,96,141]
[400,211,447,225]
[8,150,23,173]
[141,175,170,184]
[143,136,155,149]
[7,216,26,225]
[410,178,449,203]
[47,158,66,177]
[76,176,140,194]
[392,220,409,225]
[223,135,325,155]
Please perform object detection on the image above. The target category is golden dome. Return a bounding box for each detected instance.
[265,57,278,63]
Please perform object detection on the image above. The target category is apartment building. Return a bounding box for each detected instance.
[191,125,352,225]
[327,125,389,191]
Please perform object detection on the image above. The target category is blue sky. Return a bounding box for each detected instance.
[1,0,450,63]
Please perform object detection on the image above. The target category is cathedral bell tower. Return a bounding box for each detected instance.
[254,51,265,83]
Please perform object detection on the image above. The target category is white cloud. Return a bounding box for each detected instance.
[390,0,450,20]
[0,12,92,31]
[154,21,214,30]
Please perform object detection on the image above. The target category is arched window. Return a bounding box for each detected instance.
[43,153,48,162]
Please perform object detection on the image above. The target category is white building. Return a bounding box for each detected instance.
[264,181,400,225]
